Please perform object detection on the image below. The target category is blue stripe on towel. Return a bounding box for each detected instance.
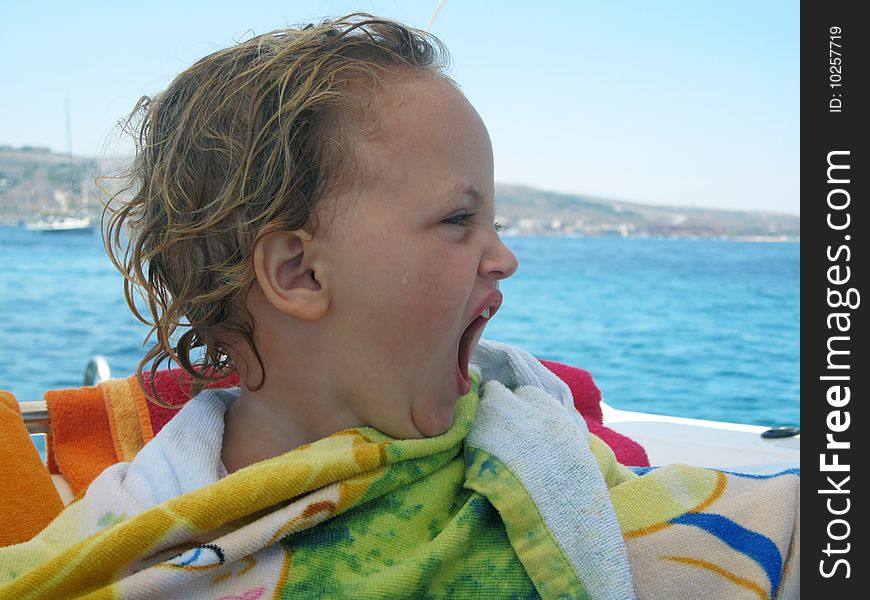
[719,467,800,480]
[670,512,781,596]
[179,547,201,565]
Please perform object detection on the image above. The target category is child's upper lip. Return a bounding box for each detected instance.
[467,289,503,329]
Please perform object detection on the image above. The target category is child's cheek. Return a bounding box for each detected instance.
[423,267,468,322]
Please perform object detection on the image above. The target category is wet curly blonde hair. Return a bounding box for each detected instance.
[102,13,452,407]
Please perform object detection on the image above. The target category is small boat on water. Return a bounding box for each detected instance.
[24,215,94,233]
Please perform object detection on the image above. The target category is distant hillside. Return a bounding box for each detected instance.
[494,184,799,240]
[0,147,799,239]
[0,147,101,223]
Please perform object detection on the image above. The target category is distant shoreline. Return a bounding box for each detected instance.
[0,221,798,243]
[1,148,798,240]
[497,231,799,243]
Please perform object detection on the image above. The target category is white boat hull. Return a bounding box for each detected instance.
[25,216,93,232]
[602,402,800,469]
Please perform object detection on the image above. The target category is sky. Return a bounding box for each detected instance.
[1,1,799,215]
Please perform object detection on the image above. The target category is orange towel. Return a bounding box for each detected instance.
[0,390,63,546]
[45,377,160,494]
[43,385,125,494]
[45,371,240,494]
[100,377,157,462]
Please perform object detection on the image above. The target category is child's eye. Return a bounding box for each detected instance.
[444,213,473,227]
[444,213,505,233]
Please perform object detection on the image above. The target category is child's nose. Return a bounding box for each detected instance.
[482,236,519,281]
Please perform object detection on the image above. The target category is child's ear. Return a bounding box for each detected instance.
[252,229,330,321]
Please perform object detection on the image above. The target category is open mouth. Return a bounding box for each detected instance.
[456,298,501,394]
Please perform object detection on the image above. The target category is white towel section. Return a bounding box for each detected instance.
[469,339,636,600]
[80,387,238,535]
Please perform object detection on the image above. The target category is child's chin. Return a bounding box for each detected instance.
[412,402,456,438]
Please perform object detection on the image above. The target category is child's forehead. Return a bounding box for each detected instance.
[318,73,490,223]
[354,74,469,139]
[354,78,485,170]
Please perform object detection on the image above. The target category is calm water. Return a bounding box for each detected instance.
[0,226,799,431]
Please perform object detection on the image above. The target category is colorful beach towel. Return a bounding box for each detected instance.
[0,340,798,599]
[41,356,646,499]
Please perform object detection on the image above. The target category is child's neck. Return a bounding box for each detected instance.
[219,383,361,474]
[221,390,302,474]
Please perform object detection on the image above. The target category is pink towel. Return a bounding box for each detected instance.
[139,370,241,437]
[539,359,649,467]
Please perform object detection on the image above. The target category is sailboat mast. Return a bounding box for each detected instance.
[65,97,73,166]
[424,0,446,31]
[64,97,76,209]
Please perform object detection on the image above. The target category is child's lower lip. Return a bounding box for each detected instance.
[456,361,471,395]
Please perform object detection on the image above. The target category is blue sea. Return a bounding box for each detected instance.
[0,226,799,435]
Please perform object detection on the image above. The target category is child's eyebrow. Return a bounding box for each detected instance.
[440,182,484,206]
